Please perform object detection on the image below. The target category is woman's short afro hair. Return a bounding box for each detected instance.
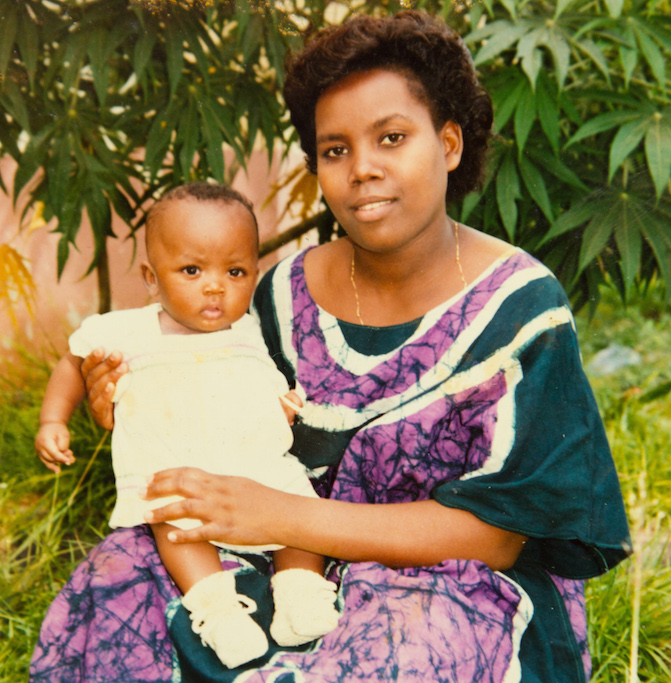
[283,10,493,204]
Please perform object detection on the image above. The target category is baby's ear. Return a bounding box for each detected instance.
[140,262,159,296]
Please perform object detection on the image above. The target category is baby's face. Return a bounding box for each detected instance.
[143,198,259,334]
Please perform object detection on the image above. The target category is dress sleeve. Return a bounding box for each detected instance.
[431,277,631,579]
[68,313,105,359]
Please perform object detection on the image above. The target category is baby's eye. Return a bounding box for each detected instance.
[228,267,245,278]
[182,265,200,276]
[381,132,405,146]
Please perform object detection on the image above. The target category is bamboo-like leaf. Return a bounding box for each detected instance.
[13,125,55,203]
[614,194,643,294]
[528,148,589,192]
[241,14,264,65]
[619,26,637,89]
[47,135,72,212]
[578,205,617,273]
[634,24,666,88]
[572,37,611,83]
[16,9,39,86]
[208,99,245,167]
[567,111,639,147]
[641,211,671,293]
[0,4,17,79]
[88,27,110,106]
[200,103,225,182]
[518,156,554,222]
[492,77,525,133]
[496,152,520,240]
[540,196,603,245]
[644,114,671,199]
[514,83,536,155]
[517,29,543,89]
[0,77,31,132]
[164,21,184,98]
[133,20,157,81]
[499,0,518,21]
[604,0,624,18]
[535,79,559,153]
[554,0,578,19]
[541,26,570,89]
[472,22,529,66]
[608,117,649,181]
[176,99,199,179]
[145,103,180,180]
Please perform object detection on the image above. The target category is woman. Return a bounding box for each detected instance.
[31,11,630,682]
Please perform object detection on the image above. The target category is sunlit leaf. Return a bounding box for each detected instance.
[634,24,666,88]
[542,25,570,89]
[608,117,649,181]
[644,113,671,199]
[567,111,639,147]
[604,0,624,18]
[517,28,543,88]
[471,22,529,66]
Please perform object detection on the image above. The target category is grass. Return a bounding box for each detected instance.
[1,284,670,681]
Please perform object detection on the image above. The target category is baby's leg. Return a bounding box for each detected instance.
[151,523,268,668]
[152,522,222,593]
[270,547,340,647]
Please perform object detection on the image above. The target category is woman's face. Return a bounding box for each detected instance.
[314,68,462,256]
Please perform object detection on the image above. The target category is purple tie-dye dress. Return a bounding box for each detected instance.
[30,248,630,682]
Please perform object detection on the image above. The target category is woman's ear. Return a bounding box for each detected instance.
[441,121,463,173]
[141,262,159,297]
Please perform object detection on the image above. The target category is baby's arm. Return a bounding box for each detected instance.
[35,352,86,473]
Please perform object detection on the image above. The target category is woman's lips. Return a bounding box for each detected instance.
[352,198,394,221]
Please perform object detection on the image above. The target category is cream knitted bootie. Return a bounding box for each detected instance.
[270,568,340,647]
[182,571,268,668]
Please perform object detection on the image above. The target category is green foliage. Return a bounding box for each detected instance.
[0,0,670,312]
[456,0,671,309]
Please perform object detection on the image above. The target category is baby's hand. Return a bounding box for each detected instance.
[35,423,76,474]
[279,390,303,426]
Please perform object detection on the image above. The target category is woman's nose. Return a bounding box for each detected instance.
[348,148,384,185]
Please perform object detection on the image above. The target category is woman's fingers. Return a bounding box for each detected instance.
[81,349,127,430]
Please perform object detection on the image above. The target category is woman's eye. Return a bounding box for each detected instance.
[323,145,347,159]
[381,132,405,146]
[182,266,200,276]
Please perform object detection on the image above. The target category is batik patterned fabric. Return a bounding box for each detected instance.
[30,248,630,683]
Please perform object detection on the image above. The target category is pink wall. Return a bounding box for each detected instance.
[0,153,317,360]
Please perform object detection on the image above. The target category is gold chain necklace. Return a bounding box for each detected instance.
[349,220,468,326]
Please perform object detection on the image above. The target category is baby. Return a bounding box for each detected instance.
[35,182,339,668]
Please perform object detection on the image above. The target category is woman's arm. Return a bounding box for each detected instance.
[143,469,526,571]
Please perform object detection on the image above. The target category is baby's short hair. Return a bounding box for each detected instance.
[145,182,259,251]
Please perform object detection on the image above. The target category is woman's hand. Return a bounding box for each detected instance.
[80,348,128,430]
[143,468,284,547]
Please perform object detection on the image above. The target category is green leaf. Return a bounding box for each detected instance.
[200,102,225,182]
[13,125,56,203]
[572,37,611,84]
[614,194,643,294]
[567,111,639,147]
[145,103,180,180]
[619,26,637,89]
[496,152,520,240]
[540,197,602,245]
[578,206,617,273]
[517,29,543,88]
[528,148,589,192]
[176,99,199,179]
[535,79,559,153]
[608,116,649,181]
[0,76,31,132]
[133,21,157,81]
[16,9,39,86]
[47,135,73,211]
[241,14,264,65]
[209,99,246,167]
[641,211,671,292]
[164,21,184,98]
[514,83,536,154]
[518,156,554,222]
[542,26,570,89]
[492,77,525,132]
[604,0,624,18]
[634,24,666,87]
[472,21,529,66]
[0,4,17,78]
[644,114,671,199]
[88,27,110,106]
